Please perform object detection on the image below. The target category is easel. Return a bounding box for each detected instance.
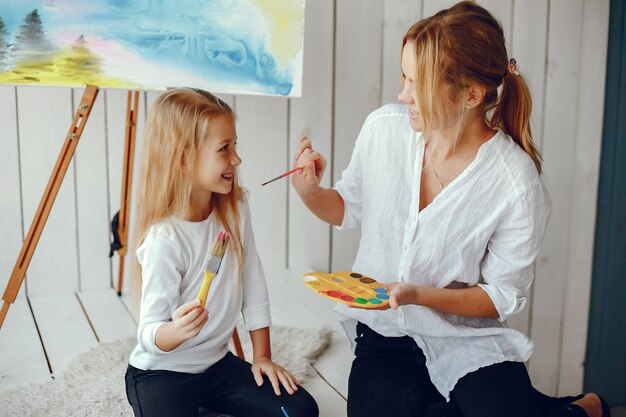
[0,86,138,328]
[113,89,140,295]
[0,85,245,360]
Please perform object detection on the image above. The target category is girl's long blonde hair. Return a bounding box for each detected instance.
[131,88,244,305]
[403,0,542,172]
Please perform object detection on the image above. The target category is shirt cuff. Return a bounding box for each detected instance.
[477,283,527,322]
[242,303,272,331]
[333,186,361,230]
[138,322,169,354]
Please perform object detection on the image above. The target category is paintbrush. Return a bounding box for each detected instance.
[261,166,304,186]
[197,231,230,308]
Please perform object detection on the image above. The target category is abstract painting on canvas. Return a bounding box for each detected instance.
[0,0,305,96]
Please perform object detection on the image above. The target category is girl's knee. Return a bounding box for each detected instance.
[283,388,319,417]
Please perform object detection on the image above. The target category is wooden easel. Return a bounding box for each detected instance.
[115,90,140,295]
[0,85,139,328]
[0,85,245,361]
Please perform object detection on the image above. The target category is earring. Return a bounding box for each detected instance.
[466,105,471,109]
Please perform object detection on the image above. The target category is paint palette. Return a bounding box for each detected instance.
[301,271,390,309]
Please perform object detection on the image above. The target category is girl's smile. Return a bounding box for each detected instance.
[221,171,234,182]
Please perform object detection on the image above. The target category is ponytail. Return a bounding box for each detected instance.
[490,73,543,173]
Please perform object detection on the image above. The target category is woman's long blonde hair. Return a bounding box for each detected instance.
[131,88,244,304]
[403,0,542,172]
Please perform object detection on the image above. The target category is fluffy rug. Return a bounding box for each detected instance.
[0,325,332,417]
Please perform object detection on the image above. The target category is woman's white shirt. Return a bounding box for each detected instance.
[334,103,551,399]
[129,195,270,373]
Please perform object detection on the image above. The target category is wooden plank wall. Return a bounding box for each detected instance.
[0,0,609,396]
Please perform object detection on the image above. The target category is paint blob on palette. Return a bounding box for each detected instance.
[301,271,390,309]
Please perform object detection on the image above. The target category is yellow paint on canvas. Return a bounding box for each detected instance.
[251,0,304,68]
[0,46,139,88]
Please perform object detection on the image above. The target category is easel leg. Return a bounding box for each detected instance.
[0,86,99,329]
[116,91,140,296]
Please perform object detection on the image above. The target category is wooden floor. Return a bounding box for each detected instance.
[0,267,351,416]
[3,268,626,417]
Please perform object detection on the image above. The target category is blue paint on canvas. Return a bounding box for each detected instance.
[0,0,303,96]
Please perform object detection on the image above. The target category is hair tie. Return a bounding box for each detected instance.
[505,58,520,76]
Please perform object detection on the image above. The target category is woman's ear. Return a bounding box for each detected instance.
[466,84,487,108]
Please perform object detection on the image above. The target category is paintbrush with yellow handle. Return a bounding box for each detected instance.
[197,231,230,308]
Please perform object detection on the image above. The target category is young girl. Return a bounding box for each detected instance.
[291,2,610,417]
[125,88,318,417]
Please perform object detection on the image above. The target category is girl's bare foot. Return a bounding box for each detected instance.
[572,393,603,417]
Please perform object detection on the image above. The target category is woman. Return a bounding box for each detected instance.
[291,2,610,417]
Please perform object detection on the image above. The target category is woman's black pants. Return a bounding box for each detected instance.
[347,322,587,417]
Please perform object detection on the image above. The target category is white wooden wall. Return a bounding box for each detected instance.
[0,0,609,396]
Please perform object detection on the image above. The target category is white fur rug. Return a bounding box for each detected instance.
[0,325,332,417]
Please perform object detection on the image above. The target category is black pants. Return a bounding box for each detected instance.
[125,352,319,417]
[348,322,587,417]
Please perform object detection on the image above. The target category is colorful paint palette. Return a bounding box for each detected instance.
[301,271,390,309]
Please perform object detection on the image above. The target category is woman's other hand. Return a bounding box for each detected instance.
[347,282,421,310]
[292,136,327,199]
[386,282,421,309]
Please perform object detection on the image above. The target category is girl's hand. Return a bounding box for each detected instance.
[386,282,421,309]
[170,299,208,341]
[251,357,300,396]
[292,136,327,199]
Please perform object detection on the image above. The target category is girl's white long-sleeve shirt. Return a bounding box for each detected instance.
[333,103,551,399]
[128,196,270,373]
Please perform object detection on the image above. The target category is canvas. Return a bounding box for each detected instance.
[0,0,305,96]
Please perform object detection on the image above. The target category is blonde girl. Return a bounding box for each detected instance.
[291,2,609,417]
[125,88,318,417]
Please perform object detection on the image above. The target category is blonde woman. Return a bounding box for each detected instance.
[292,2,609,417]
[125,88,318,417]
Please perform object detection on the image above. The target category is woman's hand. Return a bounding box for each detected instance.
[251,357,300,396]
[350,281,500,318]
[292,136,327,199]
[386,282,421,309]
[387,282,500,318]
[347,282,421,310]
